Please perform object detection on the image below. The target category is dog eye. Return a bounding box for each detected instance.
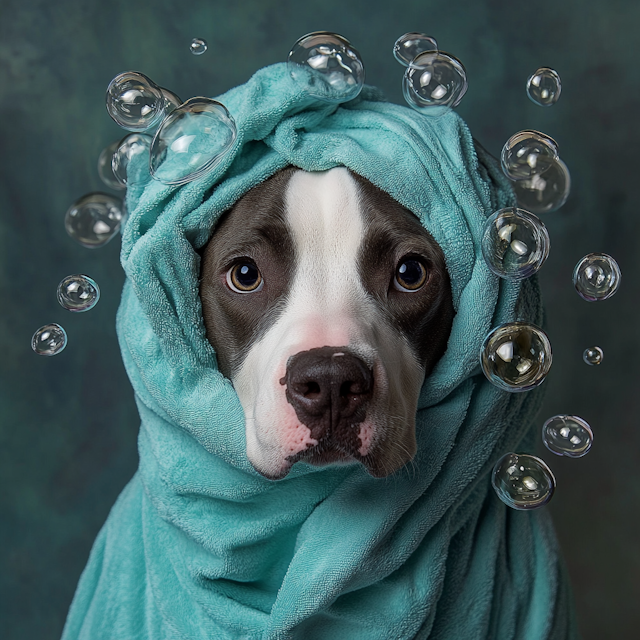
[394,258,428,292]
[227,262,263,293]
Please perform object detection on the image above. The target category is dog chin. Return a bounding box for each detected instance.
[248,434,417,480]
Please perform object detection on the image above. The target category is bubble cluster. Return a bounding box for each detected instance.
[573,253,621,301]
[526,67,562,107]
[542,415,593,458]
[583,346,604,366]
[482,207,550,280]
[65,193,124,248]
[190,38,208,55]
[481,322,552,392]
[31,323,67,356]
[149,97,237,186]
[402,51,467,116]
[112,133,153,186]
[97,141,125,191]
[57,275,100,312]
[492,452,555,510]
[106,71,166,133]
[501,130,559,181]
[513,157,571,214]
[393,33,438,66]
[288,32,365,103]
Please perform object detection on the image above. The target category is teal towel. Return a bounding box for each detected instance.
[62,63,578,639]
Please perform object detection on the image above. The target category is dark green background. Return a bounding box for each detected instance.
[1,0,638,637]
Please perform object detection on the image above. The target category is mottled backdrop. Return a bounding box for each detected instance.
[1,0,639,637]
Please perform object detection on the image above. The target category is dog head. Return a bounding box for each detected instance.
[200,166,454,479]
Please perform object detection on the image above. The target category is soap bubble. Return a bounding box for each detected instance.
[492,452,555,510]
[288,31,365,103]
[97,141,125,191]
[501,130,559,181]
[573,253,621,301]
[481,322,552,392]
[31,323,67,356]
[149,97,237,186]
[402,51,467,116]
[526,67,562,107]
[513,157,570,214]
[106,71,166,133]
[482,207,550,280]
[393,33,438,66]
[542,415,593,458]
[57,274,100,312]
[65,193,124,248]
[583,346,604,365]
[190,38,208,55]
[112,133,152,186]
[161,87,182,114]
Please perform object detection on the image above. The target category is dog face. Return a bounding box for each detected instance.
[200,167,454,479]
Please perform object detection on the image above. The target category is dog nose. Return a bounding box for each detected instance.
[281,347,373,438]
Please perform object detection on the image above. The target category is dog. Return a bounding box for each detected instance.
[200,166,455,480]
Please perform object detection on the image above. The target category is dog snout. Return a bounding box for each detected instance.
[281,347,373,439]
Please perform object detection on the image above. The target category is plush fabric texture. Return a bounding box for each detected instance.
[62,63,578,639]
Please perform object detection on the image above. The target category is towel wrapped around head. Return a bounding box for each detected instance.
[62,63,578,639]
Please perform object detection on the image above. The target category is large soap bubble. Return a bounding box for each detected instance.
[492,452,555,510]
[526,67,562,107]
[65,193,124,248]
[393,33,438,66]
[288,31,365,103]
[106,71,167,133]
[57,274,100,312]
[97,141,125,191]
[481,322,552,392]
[31,323,67,356]
[573,253,621,301]
[501,130,559,181]
[149,97,237,186]
[542,415,593,458]
[402,51,467,116]
[482,207,550,280]
[513,158,571,214]
[112,133,153,186]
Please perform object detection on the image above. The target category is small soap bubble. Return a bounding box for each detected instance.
[112,133,152,186]
[31,323,67,356]
[573,253,621,301]
[161,87,182,114]
[65,193,124,248]
[393,33,438,66]
[542,415,593,458]
[288,31,365,103]
[482,207,550,280]
[190,38,208,55]
[501,130,559,181]
[526,67,562,107]
[583,346,604,365]
[106,71,165,133]
[481,322,552,392]
[513,157,570,214]
[492,452,555,510]
[57,275,100,312]
[402,51,467,116]
[149,97,237,186]
[97,141,125,191]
